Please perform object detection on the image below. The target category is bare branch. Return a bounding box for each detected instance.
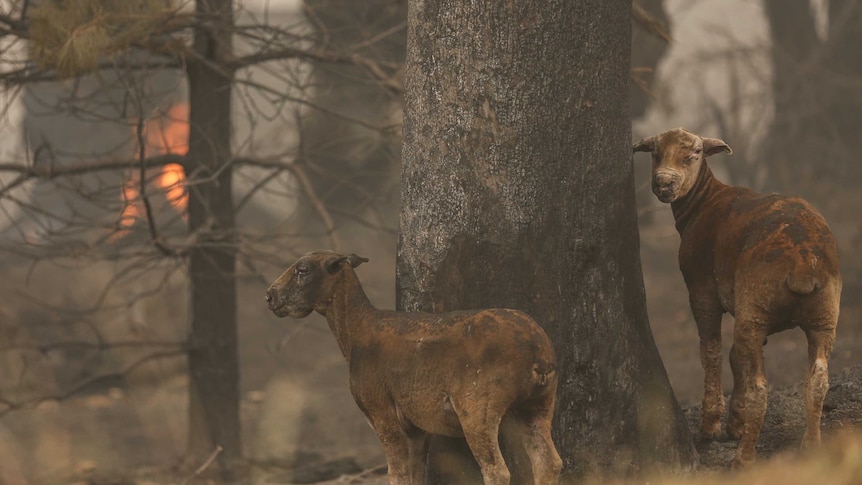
[0,339,186,354]
[227,46,402,93]
[0,153,185,177]
[181,445,224,485]
[633,2,672,43]
[291,161,340,251]
[0,349,185,417]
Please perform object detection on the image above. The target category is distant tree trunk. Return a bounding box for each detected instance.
[823,0,862,181]
[185,0,241,475]
[762,0,862,192]
[761,0,823,191]
[398,0,695,481]
[297,0,406,232]
[631,0,670,119]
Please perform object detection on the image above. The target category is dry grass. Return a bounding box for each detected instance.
[580,430,862,485]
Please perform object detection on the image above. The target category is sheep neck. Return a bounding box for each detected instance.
[322,268,376,362]
[670,161,726,234]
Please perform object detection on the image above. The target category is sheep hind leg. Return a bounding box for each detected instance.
[454,401,510,485]
[801,327,835,449]
[515,409,562,485]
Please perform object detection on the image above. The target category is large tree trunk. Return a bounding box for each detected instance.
[184,0,241,475]
[398,0,695,481]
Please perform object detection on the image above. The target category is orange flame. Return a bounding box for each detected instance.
[117,103,189,236]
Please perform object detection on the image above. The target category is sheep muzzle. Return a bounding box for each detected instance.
[652,171,680,203]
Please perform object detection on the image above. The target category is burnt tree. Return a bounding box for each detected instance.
[398,0,695,481]
[184,0,241,472]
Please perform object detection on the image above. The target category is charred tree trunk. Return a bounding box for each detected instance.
[184,0,241,475]
[398,0,695,481]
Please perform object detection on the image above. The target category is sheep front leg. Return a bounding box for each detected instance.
[406,430,430,483]
[727,343,745,440]
[731,324,768,469]
[372,418,413,485]
[693,307,724,440]
[356,401,413,485]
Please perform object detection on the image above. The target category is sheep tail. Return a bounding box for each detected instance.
[533,362,556,387]
[786,263,820,295]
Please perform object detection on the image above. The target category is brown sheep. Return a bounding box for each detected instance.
[632,128,841,468]
[265,250,562,485]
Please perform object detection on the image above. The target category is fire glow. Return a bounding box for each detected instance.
[119,103,189,233]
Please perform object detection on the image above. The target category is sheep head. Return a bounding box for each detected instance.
[633,127,732,203]
[266,250,368,318]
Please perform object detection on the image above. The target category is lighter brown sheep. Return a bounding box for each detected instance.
[265,250,562,485]
[633,128,841,468]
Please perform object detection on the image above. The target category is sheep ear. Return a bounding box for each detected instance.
[347,254,369,268]
[324,256,349,274]
[632,136,656,154]
[702,137,733,156]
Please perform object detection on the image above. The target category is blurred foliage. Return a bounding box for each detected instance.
[29,0,176,77]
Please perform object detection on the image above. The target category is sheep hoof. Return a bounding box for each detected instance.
[700,426,722,442]
[727,420,743,441]
[731,453,754,470]
[800,432,820,450]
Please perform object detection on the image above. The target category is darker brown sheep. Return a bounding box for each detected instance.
[633,128,841,468]
[266,250,562,485]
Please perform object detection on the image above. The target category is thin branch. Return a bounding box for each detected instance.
[291,162,340,251]
[181,446,224,485]
[633,2,672,43]
[0,153,185,178]
[132,95,174,256]
[0,339,186,354]
[0,349,185,417]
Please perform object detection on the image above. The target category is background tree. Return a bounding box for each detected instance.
[398,0,695,481]
[631,0,671,119]
[761,0,862,192]
[296,0,405,234]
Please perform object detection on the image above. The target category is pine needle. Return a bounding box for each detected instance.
[29,0,177,77]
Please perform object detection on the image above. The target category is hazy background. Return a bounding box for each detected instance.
[0,1,859,483]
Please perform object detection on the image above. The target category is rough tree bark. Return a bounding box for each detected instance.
[398,0,695,481]
[184,0,241,474]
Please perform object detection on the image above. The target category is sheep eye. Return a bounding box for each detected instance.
[296,266,310,276]
[685,149,701,162]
